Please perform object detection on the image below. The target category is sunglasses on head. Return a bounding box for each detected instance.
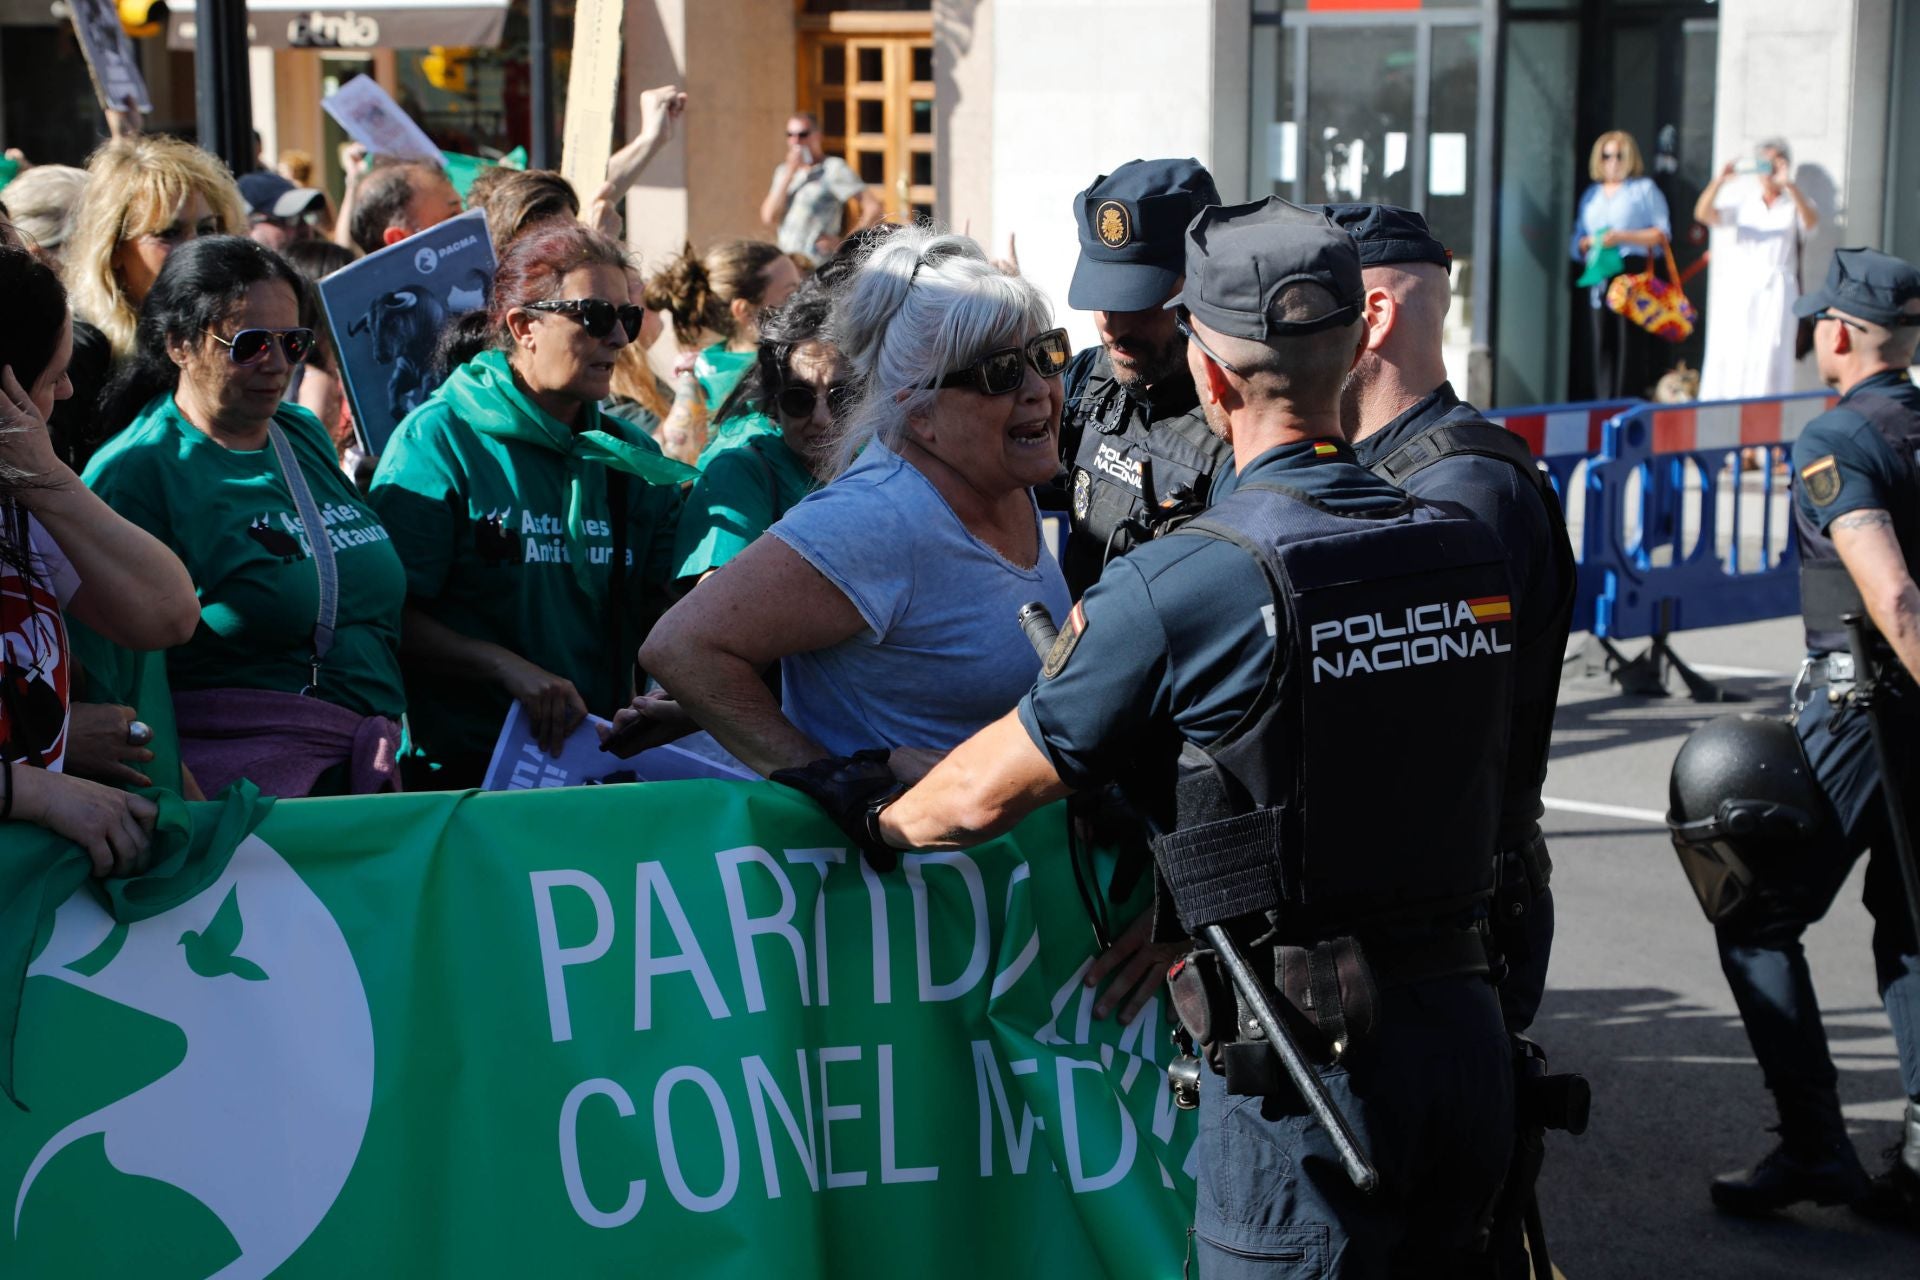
[932,328,1071,396]
[523,298,645,341]
[204,327,315,365]
[777,380,857,421]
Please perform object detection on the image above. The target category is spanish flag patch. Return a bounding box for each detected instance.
[1467,595,1513,623]
[1312,441,1339,458]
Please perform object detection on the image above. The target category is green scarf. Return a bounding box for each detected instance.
[453,351,697,591]
[0,782,273,1108]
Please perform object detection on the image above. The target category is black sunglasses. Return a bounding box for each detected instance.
[1171,306,1244,376]
[787,128,813,139]
[523,298,644,342]
[932,328,1071,396]
[777,380,858,420]
[204,327,315,365]
[1810,309,1870,334]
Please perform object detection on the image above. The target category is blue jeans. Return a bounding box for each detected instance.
[1714,692,1920,1127]
[1192,976,1513,1278]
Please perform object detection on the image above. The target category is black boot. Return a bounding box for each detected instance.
[1712,1100,1869,1217]
[1852,1101,1920,1230]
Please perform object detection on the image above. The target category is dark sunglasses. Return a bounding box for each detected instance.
[1600,150,1625,161]
[1171,306,1244,376]
[787,128,813,139]
[523,298,644,341]
[1810,309,1870,334]
[932,328,1071,396]
[204,327,315,365]
[777,380,858,420]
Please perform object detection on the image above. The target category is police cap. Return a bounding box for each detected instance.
[1319,202,1452,270]
[1068,158,1220,313]
[1792,247,1920,327]
[1165,197,1364,341]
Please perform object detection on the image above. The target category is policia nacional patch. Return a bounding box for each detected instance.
[1800,455,1842,507]
[1043,602,1088,678]
[1095,201,1132,249]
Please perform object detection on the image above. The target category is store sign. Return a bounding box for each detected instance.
[167,0,507,50]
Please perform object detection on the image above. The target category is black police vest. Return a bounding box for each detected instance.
[1795,391,1920,655]
[1058,350,1233,597]
[1148,480,1517,938]
[1372,416,1579,851]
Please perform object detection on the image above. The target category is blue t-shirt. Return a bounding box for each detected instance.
[769,441,1072,756]
[1571,177,1672,307]
[1018,439,1405,791]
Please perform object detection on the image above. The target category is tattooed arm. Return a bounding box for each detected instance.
[1831,507,1920,682]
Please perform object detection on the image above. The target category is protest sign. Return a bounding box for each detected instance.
[1,784,1196,1276]
[559,0,625,202]
[321,74,444,165]
[481,703,754,790]
[66,0,153,115]
[317,209,494,457]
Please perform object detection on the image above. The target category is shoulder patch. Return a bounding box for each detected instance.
[1799,455,1842,507]
[1042,601,1087,679]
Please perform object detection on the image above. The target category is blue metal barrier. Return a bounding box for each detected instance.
[1582,390,1835,641]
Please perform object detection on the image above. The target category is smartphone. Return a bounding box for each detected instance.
[1733,155,1768,175]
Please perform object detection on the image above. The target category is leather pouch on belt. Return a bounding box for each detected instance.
[1167,951,1235,1072]
[1276,937,1380,1060]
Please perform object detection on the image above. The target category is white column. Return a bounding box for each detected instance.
[987,0,1249,349]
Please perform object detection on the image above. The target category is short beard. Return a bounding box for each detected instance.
[1106,333,1189,393]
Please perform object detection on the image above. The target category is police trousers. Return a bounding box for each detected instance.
[1714,690,1920,1124]
[1192,975,1513,1278]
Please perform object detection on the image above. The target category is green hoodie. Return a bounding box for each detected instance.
[368,351,692,786]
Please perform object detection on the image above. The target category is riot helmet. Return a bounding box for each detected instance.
[1667,715,1831,923]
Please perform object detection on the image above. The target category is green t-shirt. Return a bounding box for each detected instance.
[695,409,780,471]
[368,351,685,781]
[674,431,818,580]
[82,397,407,719]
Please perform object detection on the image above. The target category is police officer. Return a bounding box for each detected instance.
[1057,158,1233,597]
[1708,247,1920,1222]
[1329,204,1577,1036]
[783,199,1520,1273]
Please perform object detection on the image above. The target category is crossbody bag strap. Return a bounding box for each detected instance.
[268,422,338,696]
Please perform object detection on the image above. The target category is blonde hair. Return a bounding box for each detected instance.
[1588,130,1646,182]
[65,135,248,358]
[643,240,788,345]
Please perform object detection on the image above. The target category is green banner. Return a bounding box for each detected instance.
[2,784,1196,1276]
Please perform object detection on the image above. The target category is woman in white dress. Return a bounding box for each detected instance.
[1694,138,1820,401]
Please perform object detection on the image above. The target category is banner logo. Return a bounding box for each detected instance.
[12,836,374,1278]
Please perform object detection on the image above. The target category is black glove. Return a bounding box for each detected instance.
[771,748,908,871]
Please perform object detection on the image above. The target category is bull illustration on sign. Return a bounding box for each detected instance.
[318,208,495,458]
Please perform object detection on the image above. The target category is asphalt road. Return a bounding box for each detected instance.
[1534,616,1914,1277]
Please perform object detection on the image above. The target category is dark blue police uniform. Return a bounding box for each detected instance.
[1055,159,1236,598]
[1022,437,1516,1277]
[1710,246,1920,1216]
[1353,381,1573,1031]
[1325,204,1577,1036]
[1022,197,1519,1275]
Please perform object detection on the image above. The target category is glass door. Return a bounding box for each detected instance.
[1249,8,1488,399]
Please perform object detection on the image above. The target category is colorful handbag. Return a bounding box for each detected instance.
[1606,236,1698,343]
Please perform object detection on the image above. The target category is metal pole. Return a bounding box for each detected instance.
[194,0,254,174]
[527,0,554,169]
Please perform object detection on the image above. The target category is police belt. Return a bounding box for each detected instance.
[1172,925,1491,1099]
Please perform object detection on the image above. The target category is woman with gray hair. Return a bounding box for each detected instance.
[1,165,88,273]
[634,226,1072,778]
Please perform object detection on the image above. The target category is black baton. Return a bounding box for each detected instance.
[1017,602,1378,1193]
[1842,613,1920,946]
